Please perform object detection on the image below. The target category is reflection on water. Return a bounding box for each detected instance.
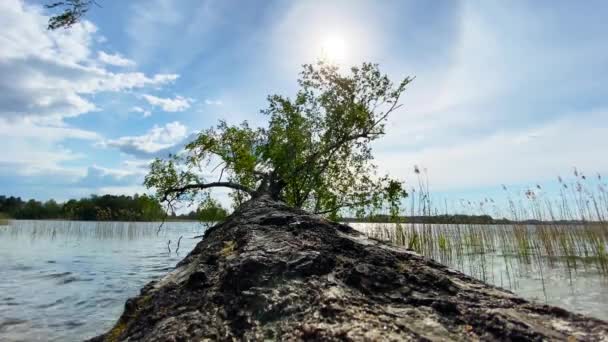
[0,220,205,342]
[1,221,607,341]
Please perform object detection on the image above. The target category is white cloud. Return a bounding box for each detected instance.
[0,0,185,196]
[125,0,218,70]
[0,118,99,176]
[105,121,189,158]
[98,51,136,67]
[97,185,148,197]
[377,110,608,191]
[0,0,178,122]
[130,106,152,118]
[78,165,143,188]
[204,99,223,106]
[121,159,153,172]
[142,94,192,112]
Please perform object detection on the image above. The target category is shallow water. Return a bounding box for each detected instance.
[351,222,608,321]
[1,221,607,341]
[0,220,205,341]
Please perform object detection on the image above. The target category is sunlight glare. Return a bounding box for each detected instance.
[320,34,347,62]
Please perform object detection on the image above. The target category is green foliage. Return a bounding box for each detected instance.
[45,0,96,30]
[180,197,228,222]
[0,194,164,221]
[146,62,412,217]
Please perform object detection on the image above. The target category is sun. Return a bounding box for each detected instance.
[320,34,347,62]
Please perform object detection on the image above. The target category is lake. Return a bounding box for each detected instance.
[0,220,204,341]
[351,222,608,321]
[1,220,607,341]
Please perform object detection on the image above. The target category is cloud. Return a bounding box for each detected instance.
[98,51,136,67]
[0,0,188,201]
[105,121,190,158]
[125,0,221,69]
[0,0,178,122]
[204,99,223,106]
[96,185,148,197]
[0,161,151,201]
[130,106,152,118]
[377,110,608,191]
[78,165,143,188]
[142,94,193,112]
[0,118,99,175]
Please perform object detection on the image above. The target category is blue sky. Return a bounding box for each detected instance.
[1,0,607,212]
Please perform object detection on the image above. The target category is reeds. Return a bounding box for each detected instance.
[0,220,201,240]
[354,167,608,297]
[0,212,10,226]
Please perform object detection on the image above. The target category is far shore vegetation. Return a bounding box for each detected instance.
[0,194,227,222]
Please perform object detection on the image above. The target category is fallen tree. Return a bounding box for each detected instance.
[91,195,608,341]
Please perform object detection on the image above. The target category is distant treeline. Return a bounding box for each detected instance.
[342,214,499,224]
[172,198,228,222]
[0,194,227,222]
[341,214,598,225]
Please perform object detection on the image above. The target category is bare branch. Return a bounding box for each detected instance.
[162,182,255,202]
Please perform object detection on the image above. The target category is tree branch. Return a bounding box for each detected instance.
[162,182,255,202]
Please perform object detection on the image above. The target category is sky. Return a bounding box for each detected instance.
[1,0,607,212]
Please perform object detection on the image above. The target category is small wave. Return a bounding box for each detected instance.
[0,318,28,330]
[47,320,85,329]
[40,271,72,279]
[11,264,34,271]
[58,276,93,285]
[1,297,20,306]
[92,297,117,308]
[147,266,173,272]
[36,298,66,309]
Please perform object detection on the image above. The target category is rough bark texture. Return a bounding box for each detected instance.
[91,196,608,341]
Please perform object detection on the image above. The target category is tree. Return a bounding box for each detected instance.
[43,2,411,218]
[145,62,412,218]
[45,1,99,30]
[195,197,228,222]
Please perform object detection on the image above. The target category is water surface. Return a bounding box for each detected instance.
[0,220,204,341]
[352,222,608,320]
[1,220,607,341]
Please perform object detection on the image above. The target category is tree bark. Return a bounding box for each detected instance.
[91,196,608,341]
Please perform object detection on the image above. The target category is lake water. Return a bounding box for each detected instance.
[351,222,608,321]
[1,220,607,341]
[0,220,204,341]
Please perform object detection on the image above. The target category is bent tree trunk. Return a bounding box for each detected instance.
[92,196,608,341]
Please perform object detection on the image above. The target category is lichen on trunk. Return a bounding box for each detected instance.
[90,196,608,341]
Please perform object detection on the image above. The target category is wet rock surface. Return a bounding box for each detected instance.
[91,196,608,341]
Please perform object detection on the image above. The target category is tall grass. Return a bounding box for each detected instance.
[354,167,608,297]
[0,220,198,240]
[0,212,10,226]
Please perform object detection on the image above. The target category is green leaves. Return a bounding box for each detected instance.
[146,61,411,218]
[45,0,96,30]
